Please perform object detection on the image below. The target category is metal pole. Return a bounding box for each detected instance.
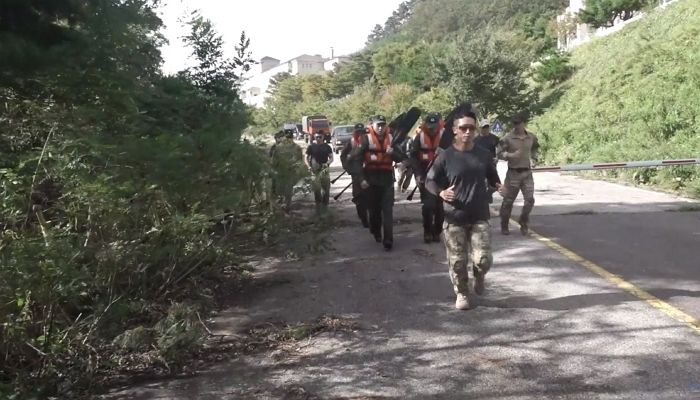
[531,158,700,173]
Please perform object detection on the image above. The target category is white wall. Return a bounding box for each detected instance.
[241,54,333,107]
[557,0,679,51]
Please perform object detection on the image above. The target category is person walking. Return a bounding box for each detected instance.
[497,114,540,235]
[426,110,501,310]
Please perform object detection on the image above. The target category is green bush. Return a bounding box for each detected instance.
[0,3,275,397]
[533,51,574,85]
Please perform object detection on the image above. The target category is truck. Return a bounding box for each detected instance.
[301,115,332,143]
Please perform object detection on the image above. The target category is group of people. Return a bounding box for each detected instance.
[269,129,336,212]
[339,111,539,310]
[270,111,540,310]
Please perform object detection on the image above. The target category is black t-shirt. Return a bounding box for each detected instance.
[426,145,501,224]
[306,143,333,165]
[474,133,500,159]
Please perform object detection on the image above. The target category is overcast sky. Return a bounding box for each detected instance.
[156,0,404,75]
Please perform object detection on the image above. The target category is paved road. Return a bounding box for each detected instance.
[104,159,700,400]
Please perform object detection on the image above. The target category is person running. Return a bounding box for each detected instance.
[426,110,502,310]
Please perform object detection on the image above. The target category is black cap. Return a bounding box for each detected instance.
[371,115,387,124]
[424,113,440,124]
[354,123,365,131]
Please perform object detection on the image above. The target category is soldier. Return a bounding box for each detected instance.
[410,113,446,244]
[426,110,501,310]
[497,114,540,235]
[305,132,334,209]
[348,115,404,251]
[269,130,285,157]
[475,119,500,162]
[395,133,415,193]
[266,130,286,208]
[474,119,501,204]
[340,123,369,227]
[271,129,306,210]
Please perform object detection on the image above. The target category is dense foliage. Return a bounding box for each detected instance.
[0,1,287,397]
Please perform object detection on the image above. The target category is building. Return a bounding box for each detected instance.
[556,0,678,51]
[241,54,349,108]
[324,56,350,72]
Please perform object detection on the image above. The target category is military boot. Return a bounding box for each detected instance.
[474,268,485,295]
[383,240,393,251]
[519,219,529,235]
[432,229,441,243]
[500,219,510,235]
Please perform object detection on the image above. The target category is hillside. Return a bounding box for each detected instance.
[252,0,566,133]
[531,0,700,196]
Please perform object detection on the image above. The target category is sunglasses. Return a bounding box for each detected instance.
[456,124,477,132]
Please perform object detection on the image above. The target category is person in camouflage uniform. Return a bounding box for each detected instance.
[270,129,306,210]
[497,114,539,235]
[426,110,501,310]
[264,130,286,209]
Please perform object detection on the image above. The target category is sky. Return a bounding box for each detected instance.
[156,0,405,76]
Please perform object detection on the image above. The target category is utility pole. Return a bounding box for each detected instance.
[331,47,334,59]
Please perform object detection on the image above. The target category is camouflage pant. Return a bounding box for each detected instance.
[443,221,492,295]
[311,167,330,206]
[500,169,535,225]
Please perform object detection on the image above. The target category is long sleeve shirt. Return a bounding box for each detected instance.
[426,145,501,224]
[496,130,540,169]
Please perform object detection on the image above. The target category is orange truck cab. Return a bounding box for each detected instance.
[301,115,332,144]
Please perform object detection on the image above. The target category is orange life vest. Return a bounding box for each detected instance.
[418,126,444,163]
[364,128,393,172]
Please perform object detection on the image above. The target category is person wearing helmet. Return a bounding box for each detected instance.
[348,114,405,251]
[305,132,334,209]
[409,112,446,244]
[340,123,370,227]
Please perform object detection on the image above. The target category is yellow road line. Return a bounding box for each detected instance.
[515,221,700,334]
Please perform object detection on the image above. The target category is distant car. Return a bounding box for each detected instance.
[330,125,355,154]
[295,124,304,140]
